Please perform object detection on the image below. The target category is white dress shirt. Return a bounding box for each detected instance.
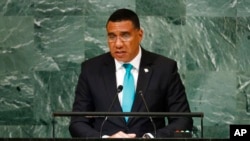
[114,47,141,106]
[103,47,154,138]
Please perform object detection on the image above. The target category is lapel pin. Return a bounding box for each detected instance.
[144,68,149,73]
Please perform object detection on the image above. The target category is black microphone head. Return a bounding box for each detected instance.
[138,90,143,95]
[117,85,123,93]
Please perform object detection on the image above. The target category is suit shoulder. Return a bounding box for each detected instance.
[145,50,177,65]
[81,52,112,66]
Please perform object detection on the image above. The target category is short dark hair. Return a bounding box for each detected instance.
[106,8,140,29]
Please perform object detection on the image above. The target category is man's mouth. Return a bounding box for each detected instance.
[115,51,126,57]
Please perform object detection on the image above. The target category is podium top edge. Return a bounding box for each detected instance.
[52,112,204,117]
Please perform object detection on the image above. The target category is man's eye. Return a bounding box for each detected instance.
[108,35,116,39]
[122,33,130,39]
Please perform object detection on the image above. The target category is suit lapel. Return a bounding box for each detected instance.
[101,54,125,124]
[101,55,121,111]
[130,49,154,116]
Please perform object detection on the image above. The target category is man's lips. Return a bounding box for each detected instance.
[115,51,126,57]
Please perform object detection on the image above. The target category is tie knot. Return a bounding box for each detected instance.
[123,63,133,72]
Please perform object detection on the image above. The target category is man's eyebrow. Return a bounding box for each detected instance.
[120,31,130,34]
[107,31,130,35]
[107,32,115,35]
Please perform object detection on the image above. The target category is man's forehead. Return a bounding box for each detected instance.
[107,20,134,29]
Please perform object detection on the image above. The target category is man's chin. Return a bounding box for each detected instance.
[115,57,129,62]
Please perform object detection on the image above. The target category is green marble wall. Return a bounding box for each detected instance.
[0,0,249,139]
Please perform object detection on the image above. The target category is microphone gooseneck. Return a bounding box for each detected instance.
[99,85,123,138]
[138,90,157,138]
[108,85,123,112]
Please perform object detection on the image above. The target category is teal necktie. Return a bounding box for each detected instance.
[122,64,135,122]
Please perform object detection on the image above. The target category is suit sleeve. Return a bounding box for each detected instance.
[69,62,100,138]
[155,61,193,138]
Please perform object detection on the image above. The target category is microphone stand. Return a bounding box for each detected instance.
[99,85,123,138]
[138,91,157,138]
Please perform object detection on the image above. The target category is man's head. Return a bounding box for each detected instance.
[106,8,143,62]
[106,8,140,29]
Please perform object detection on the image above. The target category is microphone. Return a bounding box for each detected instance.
[107,85,123,112]
[138,91,157,138]
[99,85,123,138]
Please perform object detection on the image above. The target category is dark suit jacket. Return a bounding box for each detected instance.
[69,48,193,138]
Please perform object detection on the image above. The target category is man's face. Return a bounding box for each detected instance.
[106,20,143,62]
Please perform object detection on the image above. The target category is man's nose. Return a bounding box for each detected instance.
[114,37,123,48]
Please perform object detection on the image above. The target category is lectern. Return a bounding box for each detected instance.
[52,112,204,139]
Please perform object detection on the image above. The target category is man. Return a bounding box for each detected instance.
[69,8,193,138]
